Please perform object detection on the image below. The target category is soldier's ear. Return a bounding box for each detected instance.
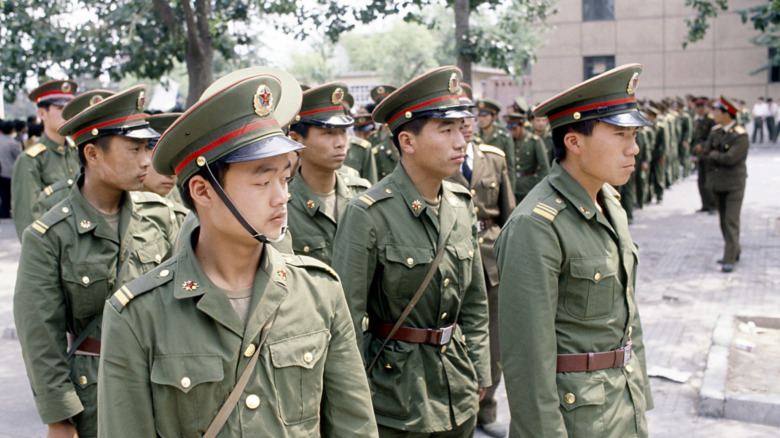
[397,130,416,155]
[188,175,214,209]
[83,142,100,166]
[563,131,583,157]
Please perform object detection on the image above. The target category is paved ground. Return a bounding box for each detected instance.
[1,142,779,437]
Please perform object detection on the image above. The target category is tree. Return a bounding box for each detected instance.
[683,0,780,73]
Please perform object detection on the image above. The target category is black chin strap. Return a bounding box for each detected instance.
[202,163,286,244]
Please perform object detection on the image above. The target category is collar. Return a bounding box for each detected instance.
[722,120,736,132]
[547,162,600,220]
[40,132,68,155]
[69,176,134,241]
[391,163,450,218]
[290,172,351,218]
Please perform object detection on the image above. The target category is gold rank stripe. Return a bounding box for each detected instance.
[359,194,376,206]
[44,186,53,196]
[31,220,49,234]
[532,203,558,221]
[113,285,135,306]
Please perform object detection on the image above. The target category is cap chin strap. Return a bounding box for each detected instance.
[202,163,287,244]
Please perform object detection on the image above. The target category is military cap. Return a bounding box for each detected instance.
[58,85,159,146]
[694,96,710,107]
[534,63,651,130]
[475,98,502,115]
[370,85,396,104]
[343,92,355,112]
[503,112,526,128]
[372,66,473,134]
[145,113,181,149]
[292,82,353,128]
[153,66,304,187]
[458,83,475,107]
[62,89,115,121]
[712,95,738,117]
[354,115,375,133]
[643,105,660,117]
[28,79,78,106]
[513,96,529,114]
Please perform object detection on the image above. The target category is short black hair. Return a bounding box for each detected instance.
[27,123,43,138]
[14,120,26,132]
[288,122,311,139]
[1,121,13,135]
[180,159,231,211]
[391,117,429,155]
[551,119,597,162]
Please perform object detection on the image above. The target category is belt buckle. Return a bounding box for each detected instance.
[621,341,632,367]
[439,325,454,345]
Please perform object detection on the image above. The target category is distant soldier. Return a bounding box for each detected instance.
[530,110,554,165]
[353,114,376,140]
[505,111,550,204]
[634,116,654,210]
[144,113,187,207]
[691,97,716,213]
[369,85,399,180]
[475,98,514,154]
[12,79,80,239]
[287,82,372,265]
[645,105,667,203]
[672,98,694,178]
[0,121,22,218]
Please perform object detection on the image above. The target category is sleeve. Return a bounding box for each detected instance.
[630,306,655,410]
[13,230,83,424]
[535,138,551,178]
[319,282,380,437]
[97,303,156,437]
[11,155,44,240]
[495,215,567,438]
[458,202,491,387]
[331,203,378,358]
[710,133,749,166]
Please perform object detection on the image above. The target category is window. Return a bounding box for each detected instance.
[770,48,779,83]
[583,56,615,80]
[583,0,615,21]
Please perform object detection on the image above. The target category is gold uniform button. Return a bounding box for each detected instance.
[385,188,392,194]
[81,276,90,284]
[474,206,479,213]
[61,206,69,213]
[407,257,414,266]
[440,346,447,354]
[155,254,162,262]
[79,376,87,385]
[244,344,256,357]
[555,198,563,204]
[443,278,450,287]
[246,394,260,409]
[468,250,474,258]
[303,246,310,253]
[594,272,601,281]
[67,179,74,185]
[384,363,393,369]
[181,377,191,388]
[470,189,476,195]
[564,393,576,404]
[478,237,484,244]
[625,365,634,374]
[159,269,170,277]
[441,312,448,320]
[303,352,313,363]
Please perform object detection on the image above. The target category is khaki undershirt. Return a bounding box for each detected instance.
[423,195,441,219]
[315,189,337,220]
[222,286,253,326]
[102,210,121,235]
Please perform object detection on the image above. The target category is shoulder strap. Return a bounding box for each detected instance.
[366,242,447,375]
[203,308,278,438]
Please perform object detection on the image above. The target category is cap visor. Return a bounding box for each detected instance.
[437,108,475,119]
[598,111,652,127]
[43,99,72,107]
[222,135,305,163]
[124,126,164,139]
[304,115,354,128]
[354,124,374,132]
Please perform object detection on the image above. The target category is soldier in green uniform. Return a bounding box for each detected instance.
[692,97,717,213]
[505,111,550,204]
[13,85,180,438]
[287,83,372,265]
[144,112,186,206]
[634,117,653,211]
[369,85,399,181]
[332,66,491,437]
[645,105,667,203]
[475,98,514,154]
[672,99,694,178]
[703,96,749,273]
[496,64,654,438]
[11,79,80,239]
[97,67,378,437]
[530,110,554,165]
[354,114,376,140]
[345,135,379,184]
[448,86,515,437]
[663,102,679,186]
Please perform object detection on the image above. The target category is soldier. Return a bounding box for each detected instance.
[97,67,378,437]
[505,111,550,204]
[672,98,694,178]
[11,79,80,239]
[354,114,376,140]
[530,110,554,165]
[475,98,514,154]
[332,66,490,437]
[144,112,186,205]
[496,64,654,438]
[369,85,399,180]
[634,114,654,210]
[345,131,379,184]
[287,83,372,265]
[645,105,667,203]
[448,86,515,438]
[691,97,716,213]
[703,96,749,273]
[13,85,181,438]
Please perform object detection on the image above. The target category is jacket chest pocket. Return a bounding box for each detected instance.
[564,256,618,320]
[452,238,476,292]
[478,178,500,206]
[150,354,224,436]
[292,235,329,263]
[269,330,330,425]
[382,245,434,298]
[134,239,171,274]
[61,262,111,319]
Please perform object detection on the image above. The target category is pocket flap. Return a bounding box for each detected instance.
[61,262,109,288]
[136,240,170,264]
[269,330,330,369]
[557,375,606,411]
[453,239,475,260]
[385,245,433,268]
[151,354,223,393]
[569,256,617,283]
[293,236,328,251]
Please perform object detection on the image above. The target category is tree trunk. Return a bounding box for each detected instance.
[185,40,214,108]
[454,0,472,85]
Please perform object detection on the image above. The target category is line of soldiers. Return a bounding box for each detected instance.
[12,63,660,438]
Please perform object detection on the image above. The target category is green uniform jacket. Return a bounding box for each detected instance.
[11,133,80,239]
[97,237,379,437]
[345,136,379,184]
[703,124,749,192]
[495,163,653,438]
[477,124,513,155]
[331,164,491,433]
[373,140,399,181]
[35,175,78,218]
[693,114,716,147]
[447,144,515,288]
[13,183,182,437]
[508,130,550,201]
[287,171,371,265]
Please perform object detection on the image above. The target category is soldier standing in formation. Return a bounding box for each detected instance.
[97,67,378,437]
[475,98,514,154]
[144,113,186,205]
[369,85,399,180]
[691,97,716,213]
[12,80,81,239]
[14,85,181,438]
[496,64,654,438]
[505,110,550,204]
[287,83,371,265]
[332,66,490,437]
[703,96,750,273]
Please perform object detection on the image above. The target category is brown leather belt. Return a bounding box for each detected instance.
[67,332,101,355]
[476,218,496,233]
[556,342,632,373]
[517,170,536,177]
[368,319,456,346]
